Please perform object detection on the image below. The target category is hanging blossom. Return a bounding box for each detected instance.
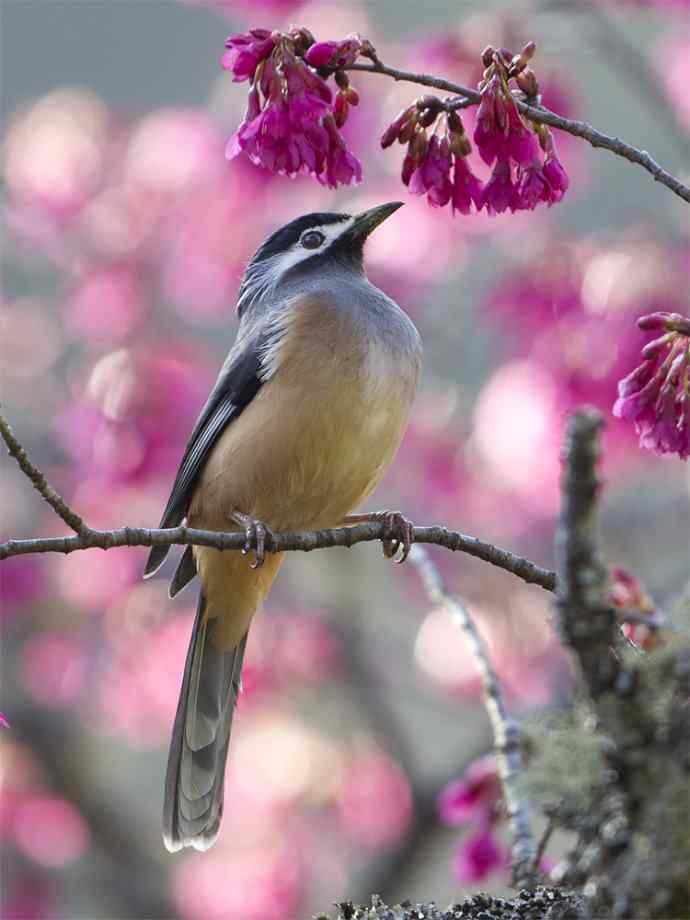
[381,41,569,216]
[222,27,365,187]
[437,755,510,883]
[613,312,690,460]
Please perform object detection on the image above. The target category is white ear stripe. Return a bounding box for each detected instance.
[237,217,356,312]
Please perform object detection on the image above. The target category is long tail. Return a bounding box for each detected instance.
[163,594,247,852]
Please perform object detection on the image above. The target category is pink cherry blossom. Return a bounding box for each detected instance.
[438,755,501,825]
[474,73,538,167]
[453,825,510,883]
[223,29,362,187]
[613,312,690,459]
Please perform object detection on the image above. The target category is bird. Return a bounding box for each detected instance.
[144,201,422,853]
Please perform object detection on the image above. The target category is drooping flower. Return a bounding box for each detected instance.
[453,825,510,883]
[482,159,515,214]
[439,756,511,883]
[451,153,484,215]
[437,755,501,825]
[474,73,538,167]
[408,135,453,207]
[222,27,363,187]
[613,312,690,459]
[381,99,483,214]
[221,29,276,82]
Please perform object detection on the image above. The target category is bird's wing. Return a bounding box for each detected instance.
[144,339,265,578]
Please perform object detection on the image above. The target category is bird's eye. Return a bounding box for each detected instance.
[301,230,325,250]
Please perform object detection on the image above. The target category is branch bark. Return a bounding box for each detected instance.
[0,523,557,590]
[410,545,537,888]
[346,60,690,204]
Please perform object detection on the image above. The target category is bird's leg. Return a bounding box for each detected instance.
[228,510,274,569]
[341,510,414,564]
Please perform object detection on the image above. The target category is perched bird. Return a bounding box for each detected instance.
[145,202,421,852]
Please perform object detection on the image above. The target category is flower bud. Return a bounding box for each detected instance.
[398,113,418,144]
[335,69,350,90]
[481,45,496,68]
[515,68,539,98]
[380,104,416,148]
[409,128,429,161]
[446,109,465,136]
[418,106,440,129]
[334,92,349,127]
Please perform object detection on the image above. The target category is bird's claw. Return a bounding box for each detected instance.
[380,510,414,564]
[230,512,273,568]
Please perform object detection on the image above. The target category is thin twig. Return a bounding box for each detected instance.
[555,409,620,697]
[531,804,561,877]
[546,0,690,159]
[0,411,89,535]
[410,544,537,888]
[346,60,690,204]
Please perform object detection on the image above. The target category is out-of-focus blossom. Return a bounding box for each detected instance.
[438,754,501,825]
[65,265,148,347]
[174,844,303,920]
[613,312,690,460]
[336,748,412,847]
[439,756,511,883]
[656,33,690,131]
[3,90,110,224]
[0,713,8,729]
[481,242,688,467]
[223,28,363,187]
[232,711,342,813]
[608,565,668,650]
[0,556,45,619]
[18,632,87,708]
[1,877,56,920]
[98,611,192,744]
[13,795,89,867]
[57,344,212,485]
[453,825,510,883]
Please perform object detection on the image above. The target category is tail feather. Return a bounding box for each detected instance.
[163,595,247,852]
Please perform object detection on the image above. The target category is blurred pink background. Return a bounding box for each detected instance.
[1,1,688,917]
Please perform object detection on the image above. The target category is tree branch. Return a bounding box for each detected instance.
[0,411,89,536]
[346,60,690,204]
[0,523,557,590]
[555,408,620,697]
[410,545,537,888]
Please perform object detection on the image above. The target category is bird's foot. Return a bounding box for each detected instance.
[343,510,414,564]
[229,511,274,569]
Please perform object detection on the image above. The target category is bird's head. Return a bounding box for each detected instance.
[237,201,403,315]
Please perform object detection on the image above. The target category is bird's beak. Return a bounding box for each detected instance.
[351,201,404,239]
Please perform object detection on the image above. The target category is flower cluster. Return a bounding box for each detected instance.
[381,42,569,216]
[222,28,364,187]
[437,755,510,882]
[613,312,690,460]
[381,99,483,214]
